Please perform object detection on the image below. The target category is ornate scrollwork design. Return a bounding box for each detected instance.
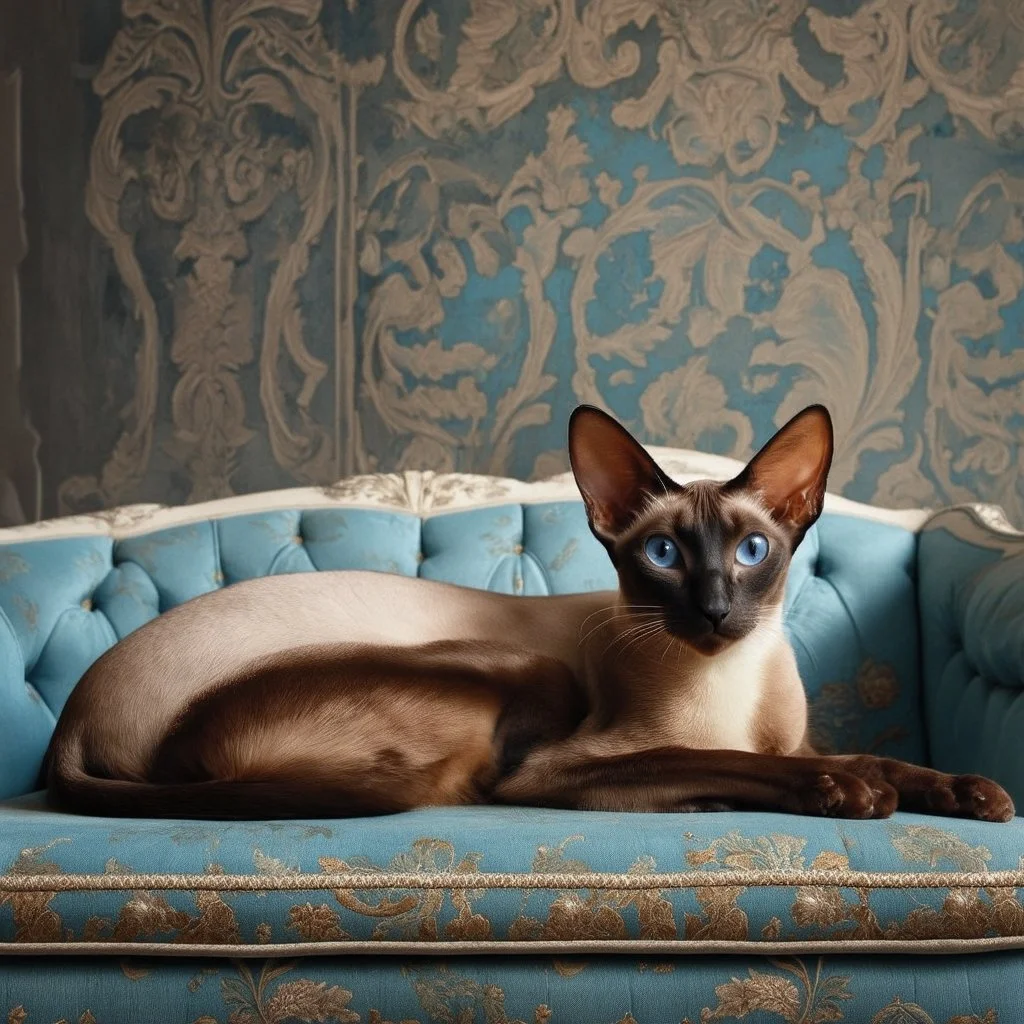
[65,0,1024,523]
[923,170,1024,513]
[392,0,577,138]
[910,0,1024,150]
[358,106,589,474]
[70,0,342,509]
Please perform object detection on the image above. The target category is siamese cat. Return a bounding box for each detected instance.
[46,405,1014,822]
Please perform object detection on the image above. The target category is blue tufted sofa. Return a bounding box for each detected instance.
[2,447,1024,1023]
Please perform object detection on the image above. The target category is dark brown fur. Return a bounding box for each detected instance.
[48,642,586,819]
[45,405,1015,823]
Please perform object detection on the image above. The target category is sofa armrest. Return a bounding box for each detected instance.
[918,504,1024,807]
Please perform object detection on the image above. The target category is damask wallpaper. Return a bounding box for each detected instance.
[1,0,1023,523]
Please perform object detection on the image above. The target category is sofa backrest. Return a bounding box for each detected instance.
[0,448,931,799]
[915,505,1024,789]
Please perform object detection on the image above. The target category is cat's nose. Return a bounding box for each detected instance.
[696,575,730,630]
[699,598,730,630]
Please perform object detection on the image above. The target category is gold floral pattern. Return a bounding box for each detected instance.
[872,1001,998,1024]
[287,902,350,943]
[0,841,69,944]
[701,959,850,1023]
[404,964,556,1024]
[5,824,1024,954]
[809,659,906,755]
[203,962,359,1024]
[2,958,1006,1024]
[318,838,489,943]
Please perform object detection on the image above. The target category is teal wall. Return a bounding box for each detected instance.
[6,0,1024,522]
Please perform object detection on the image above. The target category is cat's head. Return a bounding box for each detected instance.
[569,405,833,655]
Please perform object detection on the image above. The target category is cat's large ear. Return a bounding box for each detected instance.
[569,405,676,545]
[727,405,833,540]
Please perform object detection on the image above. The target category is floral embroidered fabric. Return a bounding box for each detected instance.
[0,953,1017,1023]
[2,802,1023,955]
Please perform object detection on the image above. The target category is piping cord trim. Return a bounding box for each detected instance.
[2,868,1024,893]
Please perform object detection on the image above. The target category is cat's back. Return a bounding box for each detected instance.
[70,569,603,706]
[51,570,603,780]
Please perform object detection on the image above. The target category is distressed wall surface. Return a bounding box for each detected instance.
[3,0,1023,523]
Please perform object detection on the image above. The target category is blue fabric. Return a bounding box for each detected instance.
[2,797,1022,952]
[959,554,1024,692]
[0,506,924,799]
[4,952,1024,1023]
[918,527,1024,805]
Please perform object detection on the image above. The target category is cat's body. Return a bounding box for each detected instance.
[46,406,1014,823]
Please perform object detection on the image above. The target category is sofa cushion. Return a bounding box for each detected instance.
[2,798,1022,957]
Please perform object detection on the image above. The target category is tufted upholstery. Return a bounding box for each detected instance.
[918,510,1024,797]
[0,499,927,800]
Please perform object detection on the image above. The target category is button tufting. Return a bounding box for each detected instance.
[513,544,524,556]
[415,551,425,564]
[294,535,304,545]
[80,597,93,611]
[514,577,524,594]
[213,570,225,584]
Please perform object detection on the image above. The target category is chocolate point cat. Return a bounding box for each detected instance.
[46,405,1014,822]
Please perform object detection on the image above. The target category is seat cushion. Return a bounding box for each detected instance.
[2,797,1022,957]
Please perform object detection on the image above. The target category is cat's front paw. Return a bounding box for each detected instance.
[810,771,897,820]
[950,774,1015,823]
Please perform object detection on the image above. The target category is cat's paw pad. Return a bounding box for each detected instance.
[811,771,895,819]
[951,774,1015,823]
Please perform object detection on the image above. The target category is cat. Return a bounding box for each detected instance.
[45,404,1014,822]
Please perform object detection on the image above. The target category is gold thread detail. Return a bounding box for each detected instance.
[2,868,1024,893]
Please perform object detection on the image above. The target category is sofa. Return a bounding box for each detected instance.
[1,446,1023,1023]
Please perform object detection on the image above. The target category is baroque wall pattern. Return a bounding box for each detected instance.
[6,0,1024,521]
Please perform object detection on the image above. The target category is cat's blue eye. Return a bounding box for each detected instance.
[736,533,769,566]
[644,535,680,569]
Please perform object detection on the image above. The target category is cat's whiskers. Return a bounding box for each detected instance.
[577,603,662,634]
[578,612,661,647]
[599,619,662,659]
[575,605,623,636]
[659,630,677,666]
[577,606,663,647]
[597,618,653,654]
[620,625,670,661]
[609,620,669,660]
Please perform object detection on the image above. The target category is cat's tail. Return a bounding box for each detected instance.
[44,729,398,820]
